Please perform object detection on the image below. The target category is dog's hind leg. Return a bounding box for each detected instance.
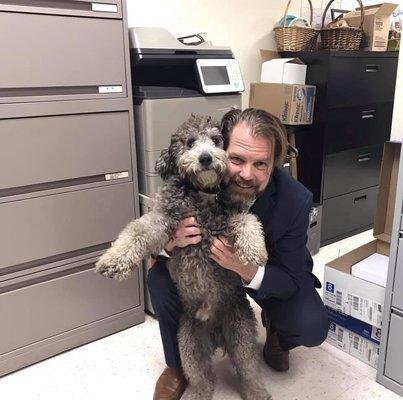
[227,213,268,269]
[178,317,215,400]
[95,211,173,280]
[223,304,272,400]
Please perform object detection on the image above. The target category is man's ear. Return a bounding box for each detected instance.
[155,148,177,180]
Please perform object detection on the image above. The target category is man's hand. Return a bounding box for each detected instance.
[210,235,258,284]
[164,217,202,253]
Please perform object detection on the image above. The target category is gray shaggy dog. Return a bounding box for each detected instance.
[95,114,271,400]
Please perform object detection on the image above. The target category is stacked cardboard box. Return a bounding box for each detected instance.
[327,307,381,367]
[249,50,316,126]
[323,142,401,367]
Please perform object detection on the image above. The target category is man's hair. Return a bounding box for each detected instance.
[220,108,288,167]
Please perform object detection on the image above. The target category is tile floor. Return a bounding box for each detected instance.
[0,229,401,400]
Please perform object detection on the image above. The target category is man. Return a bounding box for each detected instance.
[148,108,329,400]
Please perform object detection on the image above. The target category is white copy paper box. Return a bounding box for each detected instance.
[327,321,379,368]
[324,262,385,328]
[260,58,307,85]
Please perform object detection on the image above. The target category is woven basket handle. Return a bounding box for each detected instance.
[321,0,364,29]
[282,0,313,27]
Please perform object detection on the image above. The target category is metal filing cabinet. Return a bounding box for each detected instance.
[0,0,144,377]
[377,140,403,396]
[377,48,403,395]
[282,51,399,245]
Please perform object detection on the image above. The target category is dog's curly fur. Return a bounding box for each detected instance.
[95,114,271,400]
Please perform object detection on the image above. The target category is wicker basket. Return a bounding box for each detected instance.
[320,0,364,50]
[274,0,319,52]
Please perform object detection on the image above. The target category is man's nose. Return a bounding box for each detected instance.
[239,164,253,181]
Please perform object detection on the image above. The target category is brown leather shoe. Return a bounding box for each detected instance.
[261,310,290,372]
[153,366,188,400]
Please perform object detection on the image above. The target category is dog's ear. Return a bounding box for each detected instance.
[155,148,177,180]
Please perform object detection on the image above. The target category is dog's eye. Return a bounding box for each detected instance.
[211,136,222,146]
[186,137,196,148]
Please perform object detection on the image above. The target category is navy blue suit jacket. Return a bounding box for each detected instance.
[247,167,321,302]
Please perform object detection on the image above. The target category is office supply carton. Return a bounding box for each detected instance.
[327,308,380,367]
[344,3,399,51]
[324,142,401,328]
[260,50,307,84]
[249,83,316,125]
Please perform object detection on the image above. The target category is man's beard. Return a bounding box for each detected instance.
[223,175,262,204]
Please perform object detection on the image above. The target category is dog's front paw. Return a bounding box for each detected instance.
[94,251,135,281]
[230,213,268,268]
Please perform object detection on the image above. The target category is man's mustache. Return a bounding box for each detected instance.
[231,176,257,188]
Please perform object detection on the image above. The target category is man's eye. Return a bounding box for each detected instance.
[230,157,242,165]
[255,162,268,169]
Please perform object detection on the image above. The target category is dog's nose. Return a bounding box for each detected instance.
[199,153,213,167]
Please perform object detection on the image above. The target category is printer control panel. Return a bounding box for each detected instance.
[196,59,244,94]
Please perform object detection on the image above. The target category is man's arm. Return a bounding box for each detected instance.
[250,193,313,301]
[211,193,313,301]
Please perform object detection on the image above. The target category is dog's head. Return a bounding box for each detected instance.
[155,114,227,191]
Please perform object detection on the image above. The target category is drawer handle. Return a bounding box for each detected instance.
[366,64,379,73]
[354,195,367,203]
[91,3,119,12]
[358,153,372,162]
[362,110,376,119]
[392,308,403,318]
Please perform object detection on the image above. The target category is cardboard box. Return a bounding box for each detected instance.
[324,142,401,328]
[327,316,380,368]
[260,58,307,85]
[327,306,382,344]
[260,51,307,84]
[344,3,399,51]
[249,83,316,125]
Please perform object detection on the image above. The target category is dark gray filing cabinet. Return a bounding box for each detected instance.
[377,140,403,396]
[0,0,144,377]
[281,51,399,246]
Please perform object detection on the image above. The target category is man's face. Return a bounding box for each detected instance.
[223,122,274,203]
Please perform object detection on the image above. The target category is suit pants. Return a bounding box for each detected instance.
[147,258,329,368]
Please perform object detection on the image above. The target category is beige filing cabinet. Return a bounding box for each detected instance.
[0,0,144,377]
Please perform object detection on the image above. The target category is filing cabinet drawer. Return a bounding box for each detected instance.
[327,57,397,107]
[0,9,127,103]
[323,145,382,199]
[0,257,140,355]
[0,112,132,194]
[324,103,394,154]
[0,0,122,18]
[0,183,134,271]
[392,238,403,311]
[321,186,378,243]
[385,312,403,384]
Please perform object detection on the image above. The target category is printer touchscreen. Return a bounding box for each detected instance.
[196,58,244,94]
[201,66,230,86]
